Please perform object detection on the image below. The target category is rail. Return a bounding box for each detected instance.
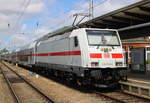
[95,90,149,103]
[1,62,55,103]
[0,66,21,103]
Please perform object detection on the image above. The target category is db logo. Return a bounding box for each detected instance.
[104,53,110,58]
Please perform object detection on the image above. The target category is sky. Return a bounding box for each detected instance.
[0,0,142,50]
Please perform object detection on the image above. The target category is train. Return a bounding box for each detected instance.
[2,27,127,88]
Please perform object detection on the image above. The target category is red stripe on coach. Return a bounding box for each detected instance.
[90,53,102,58]
[112,54,123,58]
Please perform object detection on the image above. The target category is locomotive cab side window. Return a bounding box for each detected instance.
[74,36,78,47]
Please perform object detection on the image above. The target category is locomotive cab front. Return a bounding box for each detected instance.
[71,28,127,87]
[86,29,126,68]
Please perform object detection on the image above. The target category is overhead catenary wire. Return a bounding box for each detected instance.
[12,0,109,44]
[10,0,108,35]
[12,0,31,34]
[39,0,109,30]
[32,0,109,40]
[8,0,32,50]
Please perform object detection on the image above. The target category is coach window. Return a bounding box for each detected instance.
[74,36,78,47]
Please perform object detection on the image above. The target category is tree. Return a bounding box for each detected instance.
[0,48,9,54]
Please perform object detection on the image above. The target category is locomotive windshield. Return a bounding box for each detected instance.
[86,30,120,46]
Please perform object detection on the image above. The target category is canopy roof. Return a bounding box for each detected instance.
[37,0,150,41]
[79,0,150,39]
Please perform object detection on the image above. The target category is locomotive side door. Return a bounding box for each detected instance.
[69,36,81,66]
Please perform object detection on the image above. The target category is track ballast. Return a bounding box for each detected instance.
[0,62,55,103]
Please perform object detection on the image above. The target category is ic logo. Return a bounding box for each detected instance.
[104,53,110,58]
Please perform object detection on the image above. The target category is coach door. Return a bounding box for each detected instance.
[29,51,32,64]
[29,50,34,65]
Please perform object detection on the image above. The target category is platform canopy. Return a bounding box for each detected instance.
[79,0,150,39]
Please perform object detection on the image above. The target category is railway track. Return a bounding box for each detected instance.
[1,62,150,103]
[95,90,150,103]
[0,62,55,103]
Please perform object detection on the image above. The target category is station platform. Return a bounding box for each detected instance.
[127,70,150,83]
[119,70,150,100]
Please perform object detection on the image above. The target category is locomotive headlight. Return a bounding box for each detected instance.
[91,62,99,67]
[116,62,123,66]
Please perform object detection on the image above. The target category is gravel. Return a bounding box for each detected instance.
[0,65,15,103]
[5,62,107,103]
